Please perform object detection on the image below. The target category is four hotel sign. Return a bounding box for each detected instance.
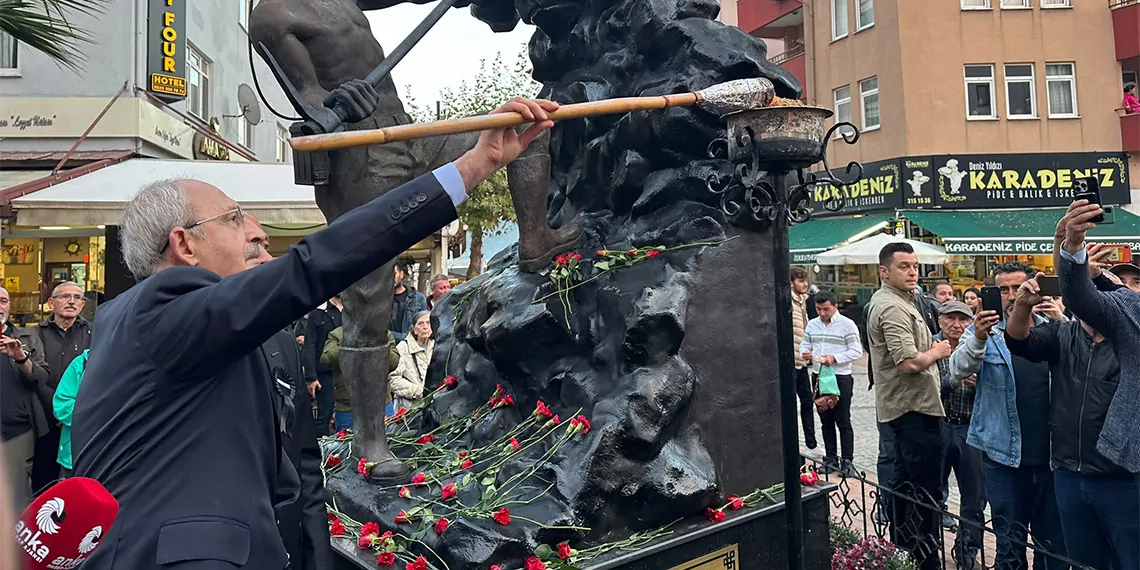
[147,0,188,101]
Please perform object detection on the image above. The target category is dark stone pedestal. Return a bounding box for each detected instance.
[331,486,834,570]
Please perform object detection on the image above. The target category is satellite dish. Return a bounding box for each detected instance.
[237,83,262,125]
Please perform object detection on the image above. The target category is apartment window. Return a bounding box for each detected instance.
[1126,71,1138,89]
[857,0,874,30]
[1004,64,1036,118]
[1046,63,1077,117]
[965,64,996,119]
[1040,0,1070,7]
[961,0,991,8]
[832,0,848,40]
[1000,0,1028,8]
[860,77,880,130]
[276,125,290,163]
[239,0,250,29]
[833,85,855,137]
[0,30,17,74]
[187,46,211,119]
[235,119,254,149]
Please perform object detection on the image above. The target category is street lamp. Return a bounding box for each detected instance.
[707,105,863,570]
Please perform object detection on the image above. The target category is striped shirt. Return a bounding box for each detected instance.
[799,313,864,376]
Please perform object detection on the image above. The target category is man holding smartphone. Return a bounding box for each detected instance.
[1004,271,1138,569]
[949,262,1067,569]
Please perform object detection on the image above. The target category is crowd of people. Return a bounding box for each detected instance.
[792,202,1140,570]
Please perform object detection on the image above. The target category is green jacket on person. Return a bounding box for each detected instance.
[52,349,89,471]
[321,327,399,412]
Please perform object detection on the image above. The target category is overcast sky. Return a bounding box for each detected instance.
[364,5,535,105]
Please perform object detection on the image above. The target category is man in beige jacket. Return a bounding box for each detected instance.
[791,267,818,450]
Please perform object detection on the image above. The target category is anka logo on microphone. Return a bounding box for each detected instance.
[14,494,105,569]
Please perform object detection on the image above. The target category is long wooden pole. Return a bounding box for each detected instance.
[288,92,704,152]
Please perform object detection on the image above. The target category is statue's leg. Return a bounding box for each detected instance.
[417,129,582,273]
[504,129,582,272]
[318,113,421,483]
[339,261,408,482]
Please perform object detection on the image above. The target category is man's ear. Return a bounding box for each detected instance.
[166,228,201,268]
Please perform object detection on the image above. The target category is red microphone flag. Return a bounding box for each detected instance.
[12,477,118,570]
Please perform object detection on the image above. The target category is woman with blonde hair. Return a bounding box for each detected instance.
[389,311,433,411]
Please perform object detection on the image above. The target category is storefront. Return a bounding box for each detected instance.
[792,151,1134,298]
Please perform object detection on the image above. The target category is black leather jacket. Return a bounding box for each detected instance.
[1005,320,1130,478]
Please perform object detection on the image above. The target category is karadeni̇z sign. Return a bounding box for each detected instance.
[147,0,188,101]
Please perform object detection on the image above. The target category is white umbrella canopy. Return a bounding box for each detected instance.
[814,233,948,265]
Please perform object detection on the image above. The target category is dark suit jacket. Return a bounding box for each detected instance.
[264,330,332,570]
[301,304,340,382]
[71,172,456,570]
[3,323,52,437]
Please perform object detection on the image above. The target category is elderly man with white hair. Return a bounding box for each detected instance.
[70,97,558,570]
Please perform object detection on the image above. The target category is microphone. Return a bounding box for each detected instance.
[12,478,118,570]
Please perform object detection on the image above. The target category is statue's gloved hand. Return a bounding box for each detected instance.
[324,79,381,124]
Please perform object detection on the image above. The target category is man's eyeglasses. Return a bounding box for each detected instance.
[51,294,84,302]
[161,205,245,252]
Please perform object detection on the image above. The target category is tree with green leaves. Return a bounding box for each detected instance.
[0,0,108,71]
[407,47,540,278]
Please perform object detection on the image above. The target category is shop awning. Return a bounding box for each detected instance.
[905,208,1140,256]
[789,214,893,263]
[10,158,325,227]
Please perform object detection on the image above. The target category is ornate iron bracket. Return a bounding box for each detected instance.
[706,118,864,230]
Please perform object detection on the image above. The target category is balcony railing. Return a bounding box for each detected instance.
[770,40,805,66]
[1122,112,1140,152]
[1111,0,1139,10]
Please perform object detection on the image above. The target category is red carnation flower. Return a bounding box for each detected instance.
[492,507,510,525]
[461,459,474,470]
[626,249,637,257]
[357,534,374,549]
[569,252,582,261]
[509,437,520,451]
[377,531,393,548]
[570,417,580,428]
[357,458,375,477]
[577,415,591,434]
[491,566,503,570]
[525,556,546,570]
[501,394,515,407]
[330,519,346,536]
[557,542,573,560]
[801,470,819,486]
[488,396,502,408]
[550,415,560,425]
[360,522,381,538]
[442,374,458,389]
[406,556,429,570]
[533,400,554,419]
[646,249,660,258]
[377,552,396,566]
[596,250,608,257]
[458,451,468,459]
[554,254,569,266]
[335,429,349,439]
[390,408,408,422]
[416,434,435,444]
[727,495,744,510]
[327,512,338,522]
[398,486,412,499]
[441,483,457,500]
[434,517,450,536]
[706,508,726,523]
[494,384,505,397]
[325,454,342,468]
[412,472,427,486]
[395,511,410,524]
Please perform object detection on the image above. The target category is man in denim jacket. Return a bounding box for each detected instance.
[949,262,1067,569]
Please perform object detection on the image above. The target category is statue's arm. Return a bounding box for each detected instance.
[249,4,330,110]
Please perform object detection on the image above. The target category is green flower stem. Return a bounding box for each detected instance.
[510,515,591,531]
[533,237,739,304]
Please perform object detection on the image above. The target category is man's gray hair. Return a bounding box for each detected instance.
[51,281,84,297]
[120,178,200,279]
[430,274,449,286]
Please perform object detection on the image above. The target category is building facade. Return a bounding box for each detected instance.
[738,0,1140,302]
[0,0,294,166]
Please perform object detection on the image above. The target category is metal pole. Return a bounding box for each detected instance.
[772,172,803,570]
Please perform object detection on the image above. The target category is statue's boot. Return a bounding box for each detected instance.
[507,130,583,273]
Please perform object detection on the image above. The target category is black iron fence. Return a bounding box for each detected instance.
[804,456,1097,570]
